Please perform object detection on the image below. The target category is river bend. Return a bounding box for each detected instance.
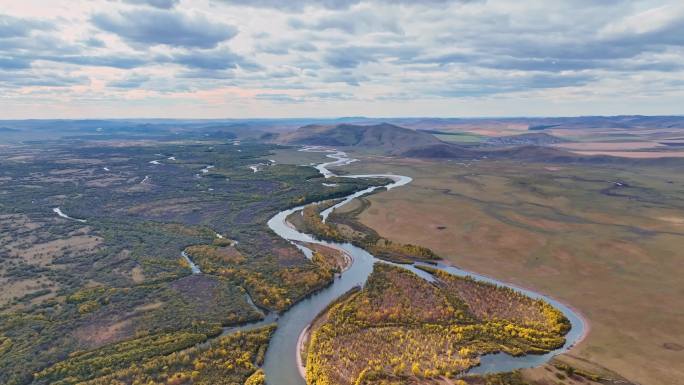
[258,147,587,385]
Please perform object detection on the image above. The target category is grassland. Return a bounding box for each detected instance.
[305,264,569,385]
[334,154,684,385]
[432,132,484,143]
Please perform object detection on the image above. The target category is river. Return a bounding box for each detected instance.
[256,147,587,385]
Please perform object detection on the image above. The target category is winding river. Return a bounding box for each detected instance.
[52,146,586,383]
[48,145,586,383]
[255,147,587,385]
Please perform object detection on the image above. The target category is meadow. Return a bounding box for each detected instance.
[335,154,684,385]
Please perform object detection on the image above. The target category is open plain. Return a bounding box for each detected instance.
[332,154,684,385]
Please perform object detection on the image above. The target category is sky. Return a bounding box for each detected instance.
[0,0,683,119]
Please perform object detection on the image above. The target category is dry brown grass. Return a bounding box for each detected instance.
[0,215,103,308]
[567,150,684,158]
[334,154,684,385]
[7,235,102,265]
[0,276,57,307]
[553,141,664,151]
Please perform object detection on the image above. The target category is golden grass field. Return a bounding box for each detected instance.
[334,155,684,385]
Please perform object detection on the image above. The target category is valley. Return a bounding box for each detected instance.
[3,0,683,383]
[1,118,682,385]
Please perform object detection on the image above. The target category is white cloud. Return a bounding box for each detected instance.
[600,3,684,37]
[0,0,682,118]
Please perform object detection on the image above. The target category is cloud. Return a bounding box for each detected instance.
[91,9,238,48]
[254,90,355,103]
[255,93,302,103]
[0,15,53,38]
[322,71,369,86]
[166,48,262,71]
[600,4,684,39]
[0,70,89,88]
[324,44,421,68]
[256,39,317,55]
[290,7,403,34]
[108,73,150,88]
[122,0,180,9]
[307,91,353,100]
[2,0,684,117]
[431,72,596,98]
[82,37,106,48]
[48,54,150,69]
[598,4,684,48]
[176,69,235,79]
[0,56,32,70]
[215,0,480,11]
[213,0,357,11]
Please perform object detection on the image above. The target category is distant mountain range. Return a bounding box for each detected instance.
[280,122,578,161]
[280,121,684,165]
[1,117,683,165]
[389,115,684,131]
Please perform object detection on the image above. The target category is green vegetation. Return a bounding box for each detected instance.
[81,325,275,385]
[305,264,569,385]
[0,139,384,384]
[34,325,220,384]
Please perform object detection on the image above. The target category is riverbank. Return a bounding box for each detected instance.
[263,146,586,385]
[296,325,309,380]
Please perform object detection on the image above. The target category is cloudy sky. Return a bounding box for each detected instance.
[1,0,683,118]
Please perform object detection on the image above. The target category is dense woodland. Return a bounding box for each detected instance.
[79,325,275,385]
[305,264,570,385]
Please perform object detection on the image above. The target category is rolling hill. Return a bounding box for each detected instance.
[279,123,443,153]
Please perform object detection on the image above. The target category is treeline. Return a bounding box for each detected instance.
[216,259,336,312]
[296,200,439,264]
[185,244,246,269]
[34,324,222,384]
[81,325,275,385]
[431,269,570,335]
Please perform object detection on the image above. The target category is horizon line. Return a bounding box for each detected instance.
[1,114,683,122]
